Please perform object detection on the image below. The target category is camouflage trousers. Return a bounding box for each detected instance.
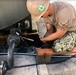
[52,31,76,52]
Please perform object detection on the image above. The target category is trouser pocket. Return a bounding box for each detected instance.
[52,31,76,52]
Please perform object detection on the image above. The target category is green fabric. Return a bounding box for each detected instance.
[52,31,76,52]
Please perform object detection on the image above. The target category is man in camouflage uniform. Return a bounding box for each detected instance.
[26,0,76,52]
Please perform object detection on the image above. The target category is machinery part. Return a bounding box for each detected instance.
[18,19,32,32]
[7,28,20,69]
[0,61,7,75]
[22,37,34,42]
[26,0,50,20]
[10,28,21,35]
[0,0,30,30]
[7,34,20,47]
[7,29,20,47]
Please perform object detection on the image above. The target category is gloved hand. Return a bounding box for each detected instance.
[34,38,43,47]
[41,41,54,48]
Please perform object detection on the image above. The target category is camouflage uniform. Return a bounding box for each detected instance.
[53,31,76,52]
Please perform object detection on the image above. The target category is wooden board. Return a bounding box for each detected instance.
[37,47,76,55]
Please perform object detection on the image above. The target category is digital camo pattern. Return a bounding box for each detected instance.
[52,31,76,52]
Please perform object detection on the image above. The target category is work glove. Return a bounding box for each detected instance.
[41,41,54,48]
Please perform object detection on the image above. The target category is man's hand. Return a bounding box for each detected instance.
[40,38,47,43]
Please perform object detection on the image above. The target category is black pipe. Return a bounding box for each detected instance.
[7,40,16,70]
[0,52,37,56]
[13,54,76,68]
[0,53,76,57]
[7,28,20,70]
[0,52,76,69]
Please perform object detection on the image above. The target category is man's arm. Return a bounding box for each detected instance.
[44,23,54,37]
[40,28,67,42]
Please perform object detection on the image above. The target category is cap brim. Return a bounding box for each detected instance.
[32,15,40,21]
[32,11,45,21]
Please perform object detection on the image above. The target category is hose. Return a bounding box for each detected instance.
[0,52,37,56]
[13,55,76,68]
[7,41,16,69]
[12,54,76,68]
[0,52,76,68]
